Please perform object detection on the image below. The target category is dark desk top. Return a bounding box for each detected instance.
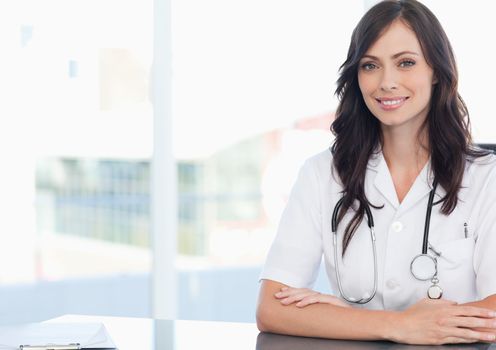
[257,332,495,350]
[48,315,496,350]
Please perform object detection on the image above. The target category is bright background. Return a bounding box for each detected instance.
[0,0,494,324]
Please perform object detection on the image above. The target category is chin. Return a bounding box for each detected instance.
[370,113,404,127]
[377,116,426,130]
[377,118,406,127]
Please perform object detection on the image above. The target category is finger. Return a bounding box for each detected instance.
[445,327,496,343]
[441,336,477,344]
[280,291,319,305]
[295,294,324,307]
[444,316,496,329]
[451,306,496,319]
[295,297,318,308]
[274,288,308,299]
[316,295,349,307]
[296,294,348,308]
[320,295,352,308]
[296,296,338,308]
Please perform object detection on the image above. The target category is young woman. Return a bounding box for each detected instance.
[256,0,496,345]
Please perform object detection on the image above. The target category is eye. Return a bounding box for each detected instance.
[360,62,377,71]
[399,59,416,68]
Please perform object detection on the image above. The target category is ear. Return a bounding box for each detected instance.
[432,75,438,85]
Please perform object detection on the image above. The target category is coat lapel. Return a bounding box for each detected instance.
[368,152,400,209]
[397,161,434,215]
[367,151,470,214]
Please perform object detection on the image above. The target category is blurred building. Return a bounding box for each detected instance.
[35,115,333,271]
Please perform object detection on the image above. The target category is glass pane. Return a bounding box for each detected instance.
[420,0,496,143]
[171,0,365,322]
[0,0,153,324]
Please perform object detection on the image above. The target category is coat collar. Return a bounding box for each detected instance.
[365,150,466,213]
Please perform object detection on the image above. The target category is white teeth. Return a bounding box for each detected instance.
[381,99,403,106]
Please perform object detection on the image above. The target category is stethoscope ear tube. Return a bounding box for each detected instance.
[332,195,377,304]
[331,196,374,233]
[422,180,438,254]
[331,196,344,233]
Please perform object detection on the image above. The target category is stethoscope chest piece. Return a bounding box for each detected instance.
[410,254,437,280]
[410,253,443,300]
[428,279,443,299]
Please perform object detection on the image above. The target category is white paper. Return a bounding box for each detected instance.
[0,323,115,349]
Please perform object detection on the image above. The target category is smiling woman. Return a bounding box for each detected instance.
[357,21,436,132]
[256,0,496,345]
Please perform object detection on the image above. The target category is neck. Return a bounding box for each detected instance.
[381,125,429,174]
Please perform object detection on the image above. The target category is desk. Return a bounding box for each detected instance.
[48,315,496,350]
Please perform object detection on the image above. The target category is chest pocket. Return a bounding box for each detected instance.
[434,237,476,302]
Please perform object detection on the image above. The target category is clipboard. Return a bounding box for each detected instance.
[0,323,116,350]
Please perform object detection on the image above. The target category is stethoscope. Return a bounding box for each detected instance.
[331,180,442,304]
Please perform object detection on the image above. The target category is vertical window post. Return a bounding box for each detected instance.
[151,0,177,319]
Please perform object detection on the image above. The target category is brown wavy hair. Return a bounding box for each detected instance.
[331,0,488,255]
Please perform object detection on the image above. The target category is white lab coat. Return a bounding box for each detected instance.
[260,148,496,310]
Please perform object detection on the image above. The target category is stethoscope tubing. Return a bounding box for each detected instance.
[331,180,438,304]
[422,180,438,254]
[332,197,377,304]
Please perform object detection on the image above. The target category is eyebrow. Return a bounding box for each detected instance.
[361,51,420,60]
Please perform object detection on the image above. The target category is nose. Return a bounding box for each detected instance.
[379,65,398,91]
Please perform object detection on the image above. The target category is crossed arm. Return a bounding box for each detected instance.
[256,279,496,345]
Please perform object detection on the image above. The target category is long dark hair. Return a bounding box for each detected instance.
[331,0,488,255]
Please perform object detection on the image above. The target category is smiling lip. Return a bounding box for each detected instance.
[375,96,409,110]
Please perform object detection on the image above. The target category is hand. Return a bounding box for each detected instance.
[391,298,496,345]
[274,286,350,308]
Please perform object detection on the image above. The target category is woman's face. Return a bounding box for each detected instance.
[357,19,437,131]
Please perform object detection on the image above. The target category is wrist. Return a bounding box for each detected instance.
[380,310,404,342]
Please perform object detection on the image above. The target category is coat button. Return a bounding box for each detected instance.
[386,279,399,289]
[391,221,403,233]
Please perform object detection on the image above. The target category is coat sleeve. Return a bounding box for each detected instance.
[473,165,496,299]
[259,158,324,288]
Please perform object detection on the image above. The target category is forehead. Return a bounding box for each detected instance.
[364,19,423,57]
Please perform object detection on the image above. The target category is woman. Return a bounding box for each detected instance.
[256,0,496,345]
